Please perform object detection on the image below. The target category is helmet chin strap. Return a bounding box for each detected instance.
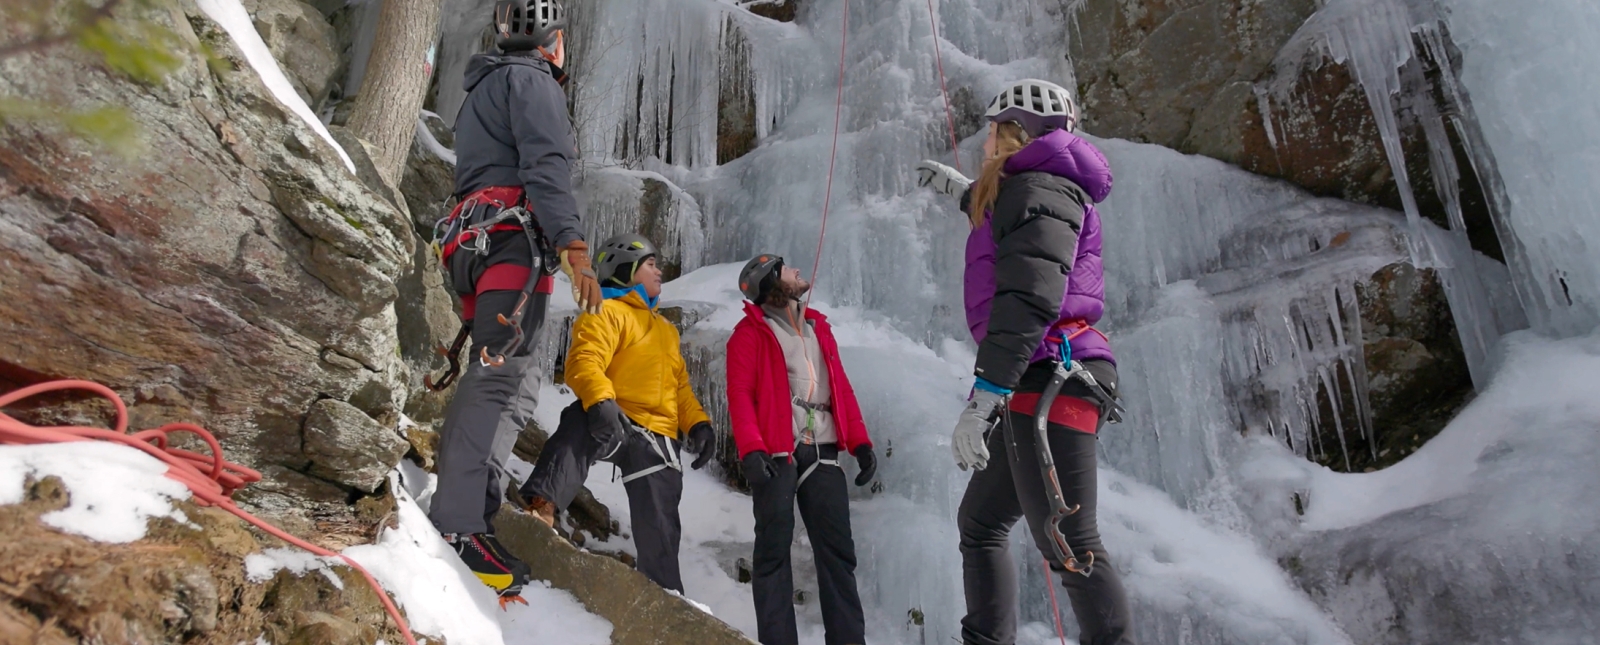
[536,30,564,67]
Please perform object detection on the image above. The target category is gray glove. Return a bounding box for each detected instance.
[951,389,1004,471]
[916,160,972,198]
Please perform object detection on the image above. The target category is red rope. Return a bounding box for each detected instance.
[1044,558,1069,645]
[807,0,850,307]
[925,0,962,173]
[0,381,420,645]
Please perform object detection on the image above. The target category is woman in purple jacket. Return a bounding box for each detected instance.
[917,79,1134,645]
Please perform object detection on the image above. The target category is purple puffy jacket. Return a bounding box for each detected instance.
[964,129,1114,365]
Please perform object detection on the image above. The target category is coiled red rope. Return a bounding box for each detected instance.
[0,380,420,645]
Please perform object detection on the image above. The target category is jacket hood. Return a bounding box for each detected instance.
[463,53,551,93]
[603,284,659,310]
[1003,129,1113,203]
[741,301,828,324]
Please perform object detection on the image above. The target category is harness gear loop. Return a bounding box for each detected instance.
[1045,319,1124,424]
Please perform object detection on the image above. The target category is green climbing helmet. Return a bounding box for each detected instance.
[594,233,658,287]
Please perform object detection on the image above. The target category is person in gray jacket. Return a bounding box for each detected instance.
[425,0,603,607]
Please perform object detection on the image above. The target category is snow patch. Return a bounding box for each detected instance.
[0,442,192,543]
[343,469,614,645]
[244,548,344,589]
[194,0,357,174]
[416,117,457,165]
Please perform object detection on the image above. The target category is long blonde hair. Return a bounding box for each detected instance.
[966,121,1031,228]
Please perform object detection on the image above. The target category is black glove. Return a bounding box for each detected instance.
[587,399,630,448]
[685,422,716,470]
[852,445,877,487]
[742,451,777,489]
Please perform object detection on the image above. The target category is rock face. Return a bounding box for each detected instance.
[302,398,409,491]
[579,167,707,281]
[0,0,416,527]
[1069,0,1504,262]
[1071,0,1319,157]
[0,476,401,645]
[1345,263,1472,470]
[242,0,341,108]
[1069,0,1497,468]
[717,17,759,165]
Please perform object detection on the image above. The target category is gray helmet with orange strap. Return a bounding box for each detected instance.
[738,254,784,304]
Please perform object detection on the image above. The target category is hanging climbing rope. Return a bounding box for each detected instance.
[0,380,421,645]
[806,0,852,306]
[926,0,962,174]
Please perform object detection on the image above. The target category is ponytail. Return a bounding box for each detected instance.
[966,121,1031,228]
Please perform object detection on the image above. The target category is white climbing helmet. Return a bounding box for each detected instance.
[983,79,1079,137]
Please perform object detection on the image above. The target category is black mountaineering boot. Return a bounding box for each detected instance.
[446,532,531,608]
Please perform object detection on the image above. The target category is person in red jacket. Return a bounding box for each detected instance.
[726,254,875,645]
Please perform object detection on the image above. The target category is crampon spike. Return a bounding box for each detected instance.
[499,594,528,610]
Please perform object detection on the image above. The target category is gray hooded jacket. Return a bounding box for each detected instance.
[453,53,582,248]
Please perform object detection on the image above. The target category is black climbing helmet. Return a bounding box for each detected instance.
[738,254,784,304]
[594,233,658,287]
[493,0,566,52]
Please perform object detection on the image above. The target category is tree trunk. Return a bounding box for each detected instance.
[346,0,442,187]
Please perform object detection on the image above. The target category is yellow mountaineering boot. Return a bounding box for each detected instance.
[445,532,531,608]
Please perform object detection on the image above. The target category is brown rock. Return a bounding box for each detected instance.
[1,476,404,645]
[1071,0,1319,152]
[302,398,409,492]
[494,508,754,645]
[1070,0,1506,262]
[718,16,759,165]
[242,0,341,108]
[288,611,377,645]
[743,0,798,22]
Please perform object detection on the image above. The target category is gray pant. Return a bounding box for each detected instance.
[429,288,549,536]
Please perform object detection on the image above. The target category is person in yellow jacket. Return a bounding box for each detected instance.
[518,233,718,593]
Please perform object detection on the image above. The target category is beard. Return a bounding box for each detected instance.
[774,276,811,302]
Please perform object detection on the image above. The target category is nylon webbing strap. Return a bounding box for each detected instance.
[618,422,681,484]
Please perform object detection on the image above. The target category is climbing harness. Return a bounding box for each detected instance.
[424,186,557,390]
[772,437,839,488]
[615,421,683,485]
[0,380,422,644]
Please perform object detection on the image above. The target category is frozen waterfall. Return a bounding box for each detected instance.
[432,0,1600,642]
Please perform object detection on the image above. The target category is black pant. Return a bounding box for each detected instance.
[521,400,686,593]
[956,405,1135,645]
[429,288,548,536]
[751,443,866,645]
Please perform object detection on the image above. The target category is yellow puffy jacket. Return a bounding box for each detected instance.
[565,286,710,439]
